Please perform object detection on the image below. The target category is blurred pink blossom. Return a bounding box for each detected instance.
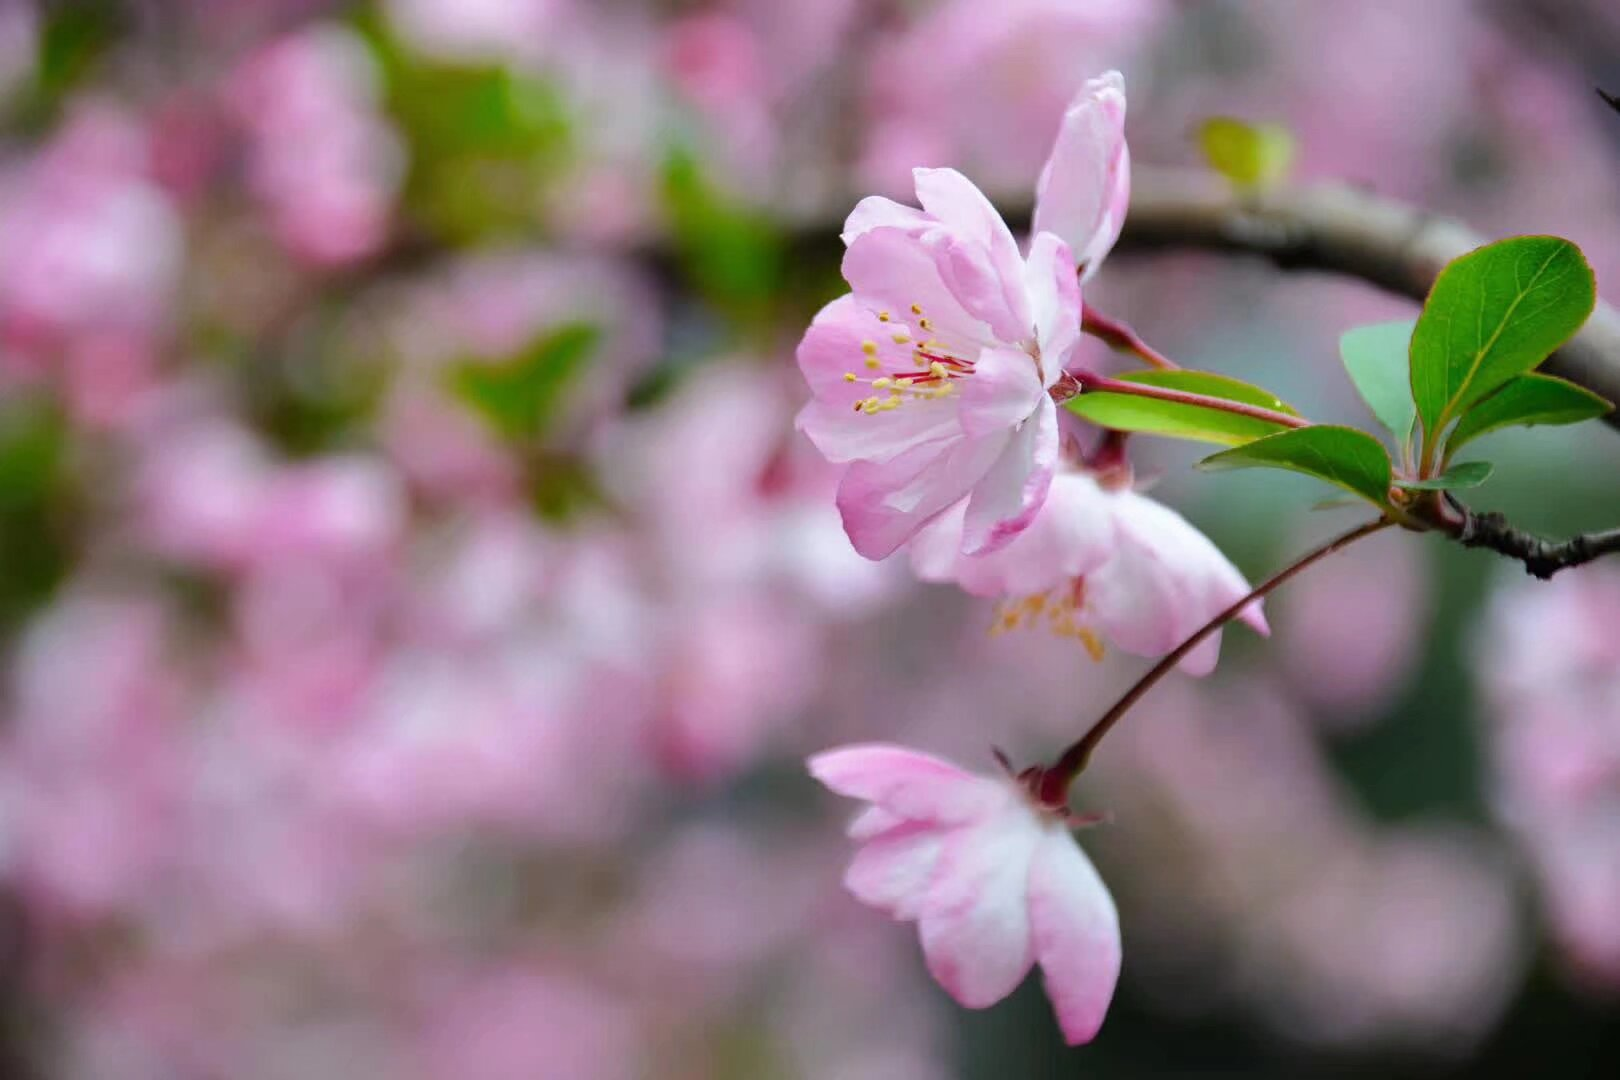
[0,106,181,424]
[226,25,404,266]
[1477,567,1620,986]
[811,743,1121,1044]
[859,0,1161,198]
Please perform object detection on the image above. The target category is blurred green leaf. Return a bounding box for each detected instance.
[1445,373,1612,453]
[362,14,573,242]
[1410,236,1595,442]
[1340,319,1417,445]
[1064,370,1298,447]
[1199,425,1393,506]
[446,322,601,443]
[1395,461,1494,491]
[662,148,784,313]
[1197,116,1294,191]
[0,402,74,629]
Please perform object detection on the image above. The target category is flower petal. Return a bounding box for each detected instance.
[1023,231,1082,381]
[911,469,1115,597]
[1027,826,1121,1045]
[842,226,993,356]
[1032,71,1129,282]
[960,396,1058,556]
[795,294,920,401]
[917,804,1041,1008]
[797,398,962,466]
[1087,490,1265,674]
[836,432,1007,559]
[956,347,1045,440]
[843,195,929,244]
[808,743,1004,825]
[913,167,1033,342]
[845,820,951,920]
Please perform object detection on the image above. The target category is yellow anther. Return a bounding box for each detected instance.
[871,377,892,389]
[910,303,923,315]
[892,333,911,345]
[862,341,879,356]
[1079,629,1105,663]
[864,357,882,370]
[877,311,892,322]
[930,362,949,379]
[919,317,933,331]
[843,372,858,382]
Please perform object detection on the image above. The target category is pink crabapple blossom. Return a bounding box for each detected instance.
[796,73,1132,560]
[908,464,1268,672]
[809,743,1121,1045]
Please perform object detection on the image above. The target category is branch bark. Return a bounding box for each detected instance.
[1115,167,1620,423]
[1443,498,1620,579]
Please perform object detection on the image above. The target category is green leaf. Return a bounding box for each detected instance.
[1340,319,1417,444]
[1197,117,1295,191]
[446,322,601,443]
[1445,373,1612,452]
[662,148,784,312]
[1198,425,1393,506]
[1063,370,1298,447]
[1395,461,1494,491]
[1409,235,1596,440]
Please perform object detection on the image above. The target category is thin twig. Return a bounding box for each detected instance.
[1038,517,1393,804]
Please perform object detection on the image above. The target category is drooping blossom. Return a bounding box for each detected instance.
[796,73,1131,560]
[809,744,1121,1045]
[908,465,1267,672]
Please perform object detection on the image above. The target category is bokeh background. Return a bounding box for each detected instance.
[1,0,1619,1076]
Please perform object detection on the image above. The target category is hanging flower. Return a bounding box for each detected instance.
[809,743,1121,1045]
[909,464,1268,672]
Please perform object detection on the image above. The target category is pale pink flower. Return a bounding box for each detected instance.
[796,169,1081,559]
[909,467,1267,673]
[797,74,1133,560]
[809,743,1121,1045]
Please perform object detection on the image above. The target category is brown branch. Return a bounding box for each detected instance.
[1114,167,1620,422]
[1441,497,1620,579]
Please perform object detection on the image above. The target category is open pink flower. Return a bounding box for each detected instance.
[809,743,1121,1045]
[909,467,1268,673]
[796,74,1130,560]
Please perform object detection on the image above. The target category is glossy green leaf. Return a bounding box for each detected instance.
[1198,117,1295,191]
[1340,319,1417,444]
[1198,425,1393,506]
[1395,461,1494,491]
[1063,370,1298,447]
[1445,373,1612,452]
[1409,236,1596,438]
[446,322,601,443]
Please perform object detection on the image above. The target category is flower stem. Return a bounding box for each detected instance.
[1081,309,1181,370]
[1037,517,1394,805]
[1067,370,1311,431]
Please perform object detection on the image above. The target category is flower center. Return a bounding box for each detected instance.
[989,577,1106,661]
[841,303,977,415]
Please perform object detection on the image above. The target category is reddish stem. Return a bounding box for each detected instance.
[1036,517,1393,806]
[1081,309,1181,370]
